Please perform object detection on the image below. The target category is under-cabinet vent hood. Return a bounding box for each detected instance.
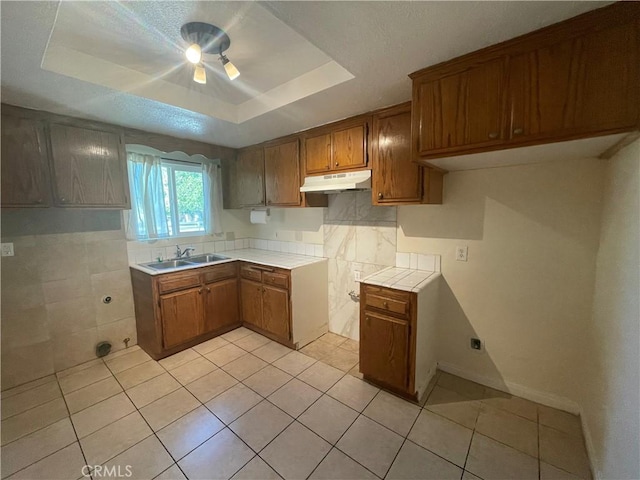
[300,170,371,194]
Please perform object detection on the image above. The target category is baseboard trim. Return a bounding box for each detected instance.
[436,361,581,414]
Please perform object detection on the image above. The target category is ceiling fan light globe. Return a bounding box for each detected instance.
[221,56,240,80]
[185,44,202,64]
[193,64,207,84]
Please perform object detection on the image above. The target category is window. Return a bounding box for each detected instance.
[125,149,223,240]
[160,161,205,236]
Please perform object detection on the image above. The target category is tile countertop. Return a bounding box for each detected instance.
[130,248,326,275]
[359,267,441,293]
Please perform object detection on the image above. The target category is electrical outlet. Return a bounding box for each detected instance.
[354,270,362,281]
[470,337,483,351]
[1,243,14,257]
[456,246,468,262]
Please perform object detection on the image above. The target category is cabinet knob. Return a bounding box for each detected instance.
[256,287,261,292]
[383,301,389,308]
[60,197,66,202]
[325,165,330,170]
[513,127,524,135]
[267,200,271,205]
[206,287,211,293]
[36,199,43,204]
[488,132,499,139]
[198,289,203,295]
[335,162,339,167]
[377,192,383,200]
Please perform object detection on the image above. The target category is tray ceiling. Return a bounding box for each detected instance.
[1,1,610,148]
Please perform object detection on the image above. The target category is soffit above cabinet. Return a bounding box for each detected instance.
[1,1,609,148]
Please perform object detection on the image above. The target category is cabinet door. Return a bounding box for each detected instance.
[160,287,203,349]
[262,285,290,341]
[264,140,301,206]
[360,311,410,391]
[236,148,265,207]
[240,278,263,329]
[509,21,639,140]
[1,113,51,207]
[304,132,332,175]
[332,124,367,171]
[415,57,507,154]
[48,123,129,207]
[203,278,240,333]
[372,105,422,204]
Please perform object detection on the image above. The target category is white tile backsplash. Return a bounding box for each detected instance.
[396,252,410,269]
[397,252,441,272]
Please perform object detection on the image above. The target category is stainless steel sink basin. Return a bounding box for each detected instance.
[144,259,194,270]
[186,253,229,264]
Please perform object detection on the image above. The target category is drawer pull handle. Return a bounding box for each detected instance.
[488,132,499,139]
[513,127,524,135]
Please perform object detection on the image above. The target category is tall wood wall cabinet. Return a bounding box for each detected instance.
[1,109,51,207]
[371,102,443,205]
[360,280,440,402]
[411,2,640,163]
[1,104,130,209]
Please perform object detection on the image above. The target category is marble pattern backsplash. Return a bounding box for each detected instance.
[324,192,397,340]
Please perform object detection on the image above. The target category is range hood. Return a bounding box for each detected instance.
[300,170,371,194]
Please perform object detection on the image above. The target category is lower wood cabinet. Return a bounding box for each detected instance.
[131,262,240,360]
[239,262,292,344]
[360,281,439,401]
[131,258,329,359]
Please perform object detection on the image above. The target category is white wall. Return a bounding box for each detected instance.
[397,157,605,407]
[580,139,640,479]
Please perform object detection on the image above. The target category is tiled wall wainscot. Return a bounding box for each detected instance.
[1,230,136,389]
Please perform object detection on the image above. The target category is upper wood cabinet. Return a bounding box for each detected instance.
[411,3,640,162]
[264,138,301,207]
[49,123,129,208]
[235,146,265,207]
[304,132,332,175]
[1,105,131,209]
[414,57,507,156]
[508,20,639,142]
[1,110,51,207]
[303,116,370,176]
[372,103,443,205]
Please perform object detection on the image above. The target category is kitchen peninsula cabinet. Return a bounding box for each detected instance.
[371,102,443,205]
[411,2,640,163]
[303,115,370,176]
[239,262,291,344]
[131,262,240,360]
[1,110,51,207]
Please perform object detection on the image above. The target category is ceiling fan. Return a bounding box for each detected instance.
[180,22,240,85]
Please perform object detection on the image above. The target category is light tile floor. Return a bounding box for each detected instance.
[0,328,592,480]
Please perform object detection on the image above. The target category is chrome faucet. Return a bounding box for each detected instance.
[175,245,195,258]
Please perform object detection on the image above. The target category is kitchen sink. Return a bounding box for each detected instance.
[186,254,229,264]
[144,259,194,270]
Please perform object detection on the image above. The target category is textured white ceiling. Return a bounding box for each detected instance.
[1,1,610,148]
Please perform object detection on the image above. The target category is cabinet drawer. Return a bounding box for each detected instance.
[363,285,412,318]
[263,271,289,290]
[240,265,262,282]
[157,272,201,294]
[203,262,237,284]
